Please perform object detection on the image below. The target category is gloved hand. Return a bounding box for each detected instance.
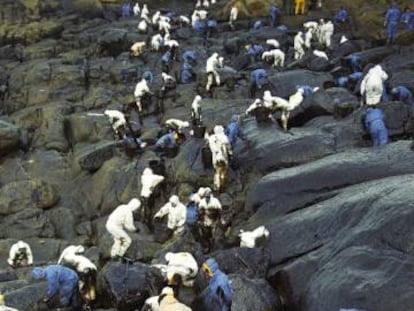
[42,297,49,303]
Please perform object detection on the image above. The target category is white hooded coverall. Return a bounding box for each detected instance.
[206,53,221,91]
[134,78,151,112]
[7,240,33,267]
[154,196,187,234]
[360,65,388,106]
[105,198,141,258]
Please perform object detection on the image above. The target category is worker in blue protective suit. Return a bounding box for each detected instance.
[121,3,131,17]
[295,85,318,97]
[225,115,246,148]
[201,258,233,311]
[385,4,401,44]
[206,19,218,37]
[142,71,154,84]
[334,6,347,23]
[345,54,362,73]
[180,62,195,84]
[32,265,82,311]
[249,68,268,98]
[364,107,388,147]
[391,86,413,106]
[252,20,264,30]
[246,43,264,62]
[269,5,280,27]
[336,72,363,89]
[182,50,197,64]
[193,19,206,33]
[401,8,414,29]
[161,50,172,73]
[155,131,180,153]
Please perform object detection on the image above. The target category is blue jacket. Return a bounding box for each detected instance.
[204,259,233,311]
[392,86,413,106]
[193,20,206,32]
[295,85,314,97]
[335,8,347,22]
[365,108,388,146]
[269,6,279,24]
[386,6,401,24]
[401,11,414,29]
[181,62,194,84]
[156,132,177,149]
[207,19,218,29]
[226,115,244,147]
[252,20,263,30]
[33,265,79,306]
[186,201,198,225]
[250,69,267,88]
[348,54,362,73]
[349,72,363,81]
[121,3,131,17]
[161,51,171,63]
[182,50,197,63]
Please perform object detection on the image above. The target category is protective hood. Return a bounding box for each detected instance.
[32,267,45,279]
[214,125,225,135]
[230,115,238,123]
[203,258,219,277]
[169,195,180,205]
[128,198,141,211]
[75,245,85,254]
[143,168,153,176]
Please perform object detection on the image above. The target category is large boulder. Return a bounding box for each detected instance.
[97,261,164,311]
[0,179,59,215]
[0,120,20,157]
[246,141,414,215]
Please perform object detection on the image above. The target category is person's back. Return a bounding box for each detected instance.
[365,107,388,146]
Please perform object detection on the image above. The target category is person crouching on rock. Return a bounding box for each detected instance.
[154,195,187,238]
[134,71,154,115]
[155,131,182,158]
[104,109,126,139]
[7,240,33,268]
[201,258,233,311]
[105,198,141,260]
[32,265,82,311]
[57,245,98,306]
[363,107,388,147]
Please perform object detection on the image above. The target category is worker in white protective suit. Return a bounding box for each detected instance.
[104,109,126,138]
[151,33,164,51]
[245,98,275,123]
[207,125,233,191]
[138,19,148,33]
[320,20,334,48]
[131,41,146,56]
[133,3,140,16]
[7,240,33,268]
[140,168,165,226]
[154,195,187,235]
[152,11,161,25]
[134,78,152,112]
[105,198,140,259]
[263,89,304,131]
[198,188,222,252]
[164,118,190,134]
[229,6,238,29]
[57,245,97,304]
[303,21,318,31]
[206,52,221,91]
[294,31,305,60]
[313,49,328,60]
[239,226,270,248]
[262,49,285,68]
[360,65,389,106]
[141,4,149,19]
[158,19,171,35]
[154,252,199,288]
[266,39,280,49]
[191,95,202,126]
[304,28,313,49]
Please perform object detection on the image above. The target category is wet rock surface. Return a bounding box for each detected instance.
[0,0,414,311]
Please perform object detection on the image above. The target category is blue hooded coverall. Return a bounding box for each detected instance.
[401,11,414,29]
[181,62,194,84]
[334,8,347,23]
[295,85,314,97]
[225,115,245,147]
[385,5,401,43]
[269,6,279,26]
[347,54,362,73]
[250,69,267,89]
[246,44,264,59]
[155,132,177,149]
[252,20,264,30]
[32,265,80,309]
[203,258,233,311]
[364,107,388,146]
[122,3,131,17]
[182,50,197,63]
[392,86,413,106]
[193,20,206,32]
